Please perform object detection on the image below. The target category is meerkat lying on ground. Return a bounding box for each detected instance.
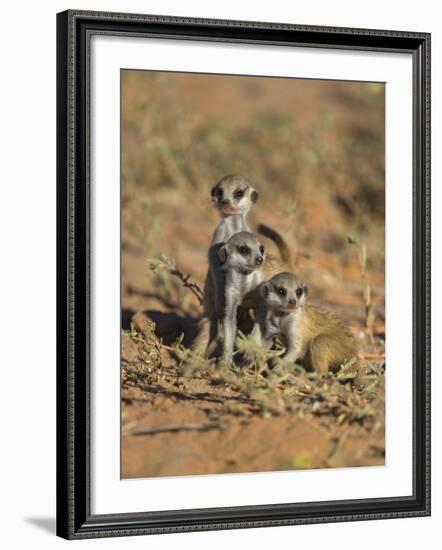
[252,272,358,374]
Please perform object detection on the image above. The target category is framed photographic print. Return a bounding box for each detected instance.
[56,10,431,539]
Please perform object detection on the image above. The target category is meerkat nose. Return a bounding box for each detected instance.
[221,198,230,205]
[289,298,297,305]
[255,255,263,265]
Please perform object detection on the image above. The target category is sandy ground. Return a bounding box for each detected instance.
[121,72,385,479]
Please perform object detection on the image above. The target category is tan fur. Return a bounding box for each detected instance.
[253,272,358,374]
[262,253,289,279]
[295,305,358,373]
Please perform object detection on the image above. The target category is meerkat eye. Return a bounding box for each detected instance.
[234,189,244,200]
[296,288,303,297]
[259,245,265,255]
[277,287,287,296]
[238,245,250,255]
[216,188,223,197]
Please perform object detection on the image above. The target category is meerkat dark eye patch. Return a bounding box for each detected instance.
[296,287,303,297]
[234,189,244,200]
[277,287,287,296]
[259,245,265,255]
[238,245,251,255]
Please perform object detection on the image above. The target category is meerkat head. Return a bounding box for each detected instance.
[211,175,259,216]
[218,232,265,275]
[260,272,308,313]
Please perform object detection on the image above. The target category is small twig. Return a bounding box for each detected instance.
[169,268,204,305]
[161,343,176,352]
[148,255,204,305]
[358,352,386,360]
[327,431,348,461]
[129,421,226,436]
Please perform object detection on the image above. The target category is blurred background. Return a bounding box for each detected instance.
[121,70,385,332]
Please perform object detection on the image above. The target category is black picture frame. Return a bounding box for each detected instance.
[56,9,431,540]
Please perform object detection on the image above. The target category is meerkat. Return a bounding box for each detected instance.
[193,175,288,355]
[198,175,259,344]
[257,223,292,269]
[193,232,293,358]
[252,272,358,374]
[212,231,266,363]
[209,174,259,245]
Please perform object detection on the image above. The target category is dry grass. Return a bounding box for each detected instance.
[122,293,384,429]
[120,71,386,476]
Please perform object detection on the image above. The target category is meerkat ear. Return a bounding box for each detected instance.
[251,189,259,203]
[260,283,269,298]
[218,245,228,264]
[303,284,309,296]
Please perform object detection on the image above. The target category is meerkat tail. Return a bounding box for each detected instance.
[257,223,292,268]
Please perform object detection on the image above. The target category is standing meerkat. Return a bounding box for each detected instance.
[252,272,358,373]
[192,175,294,356]
[202,175,259,327]
[212,231,266,363]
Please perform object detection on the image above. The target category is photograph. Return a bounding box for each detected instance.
[120,70,386,479]
[0,0,437,545]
